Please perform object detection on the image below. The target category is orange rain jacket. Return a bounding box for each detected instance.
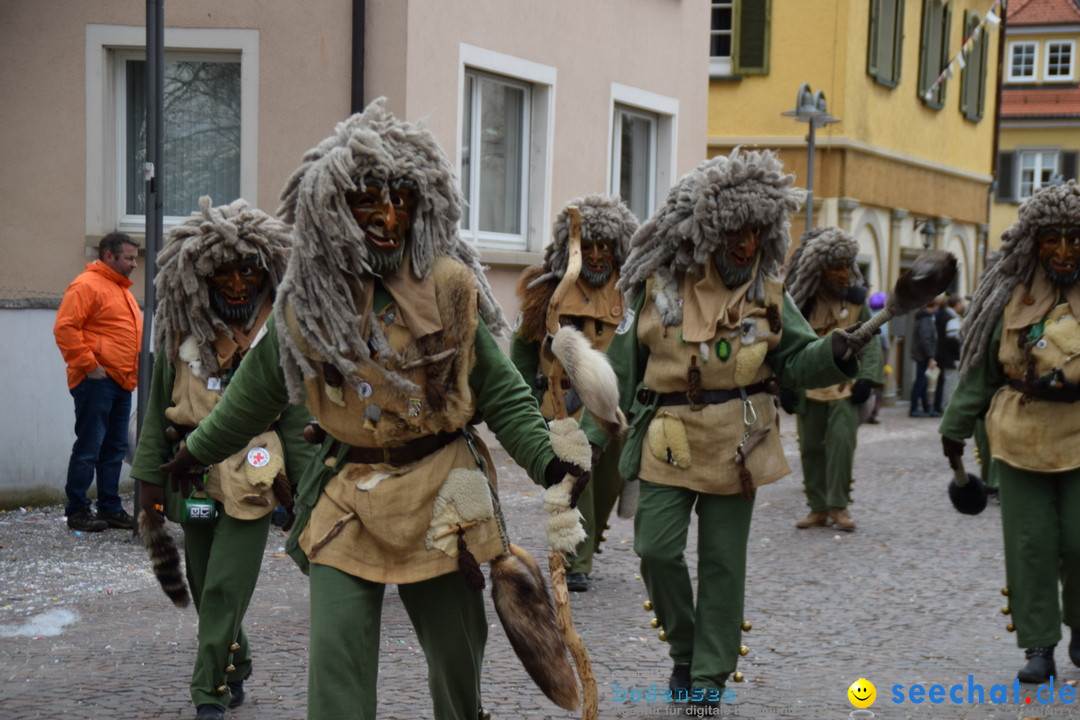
[53,261,144,391]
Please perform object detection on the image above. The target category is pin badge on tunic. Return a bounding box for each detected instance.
[356,381,373,398]
[207,377,222,392]
[407,398,423,417]
[247,447,271,468]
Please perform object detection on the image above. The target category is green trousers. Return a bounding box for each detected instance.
[568,439,624,575]
[183,510,270,708]
[997,463,1080,649]
[797,399,858,511]
[973,418,996,490]
[307,564,487,720]
[633,479,753,690]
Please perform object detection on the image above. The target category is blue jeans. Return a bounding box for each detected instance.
[910,360,931,413]
[65,376,131,514]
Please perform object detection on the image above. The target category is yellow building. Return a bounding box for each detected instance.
[708,0,1002,398]
[990,0,1080,244]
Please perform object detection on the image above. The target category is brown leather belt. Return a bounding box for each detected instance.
[652,381,772,408]
[1008,378,1080,403]
[335,429,463,466]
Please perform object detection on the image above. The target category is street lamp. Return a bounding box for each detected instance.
[782,83,840,231]
[914,218,938,250]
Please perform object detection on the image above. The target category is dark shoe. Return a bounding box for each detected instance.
[194,705,226,720]
[227,680,245,708]
[669,663,691,693]
[1070,628,1080,668]
[566,572,589,592]
[928,410,943,417]
[1017,646,1056,684]
[909,410,927,418]
[97,507,134,530]
[66,506,108,532]
[866,415,881,424]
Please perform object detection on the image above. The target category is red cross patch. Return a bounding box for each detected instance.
[246,447,271,468]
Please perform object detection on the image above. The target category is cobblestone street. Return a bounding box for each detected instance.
[2,404,1077,719]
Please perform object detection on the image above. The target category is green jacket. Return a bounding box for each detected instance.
[182,294,556,571]
[939,316,1006,441]
[130,341,317,523]
[582,289,857,480]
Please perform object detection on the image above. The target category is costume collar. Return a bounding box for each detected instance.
[351,256,444,339]
[555,273,624,322]
[680,256,760,343]
[214,300,272,369]
[807,291,849,332]
[1005,268,1080,329]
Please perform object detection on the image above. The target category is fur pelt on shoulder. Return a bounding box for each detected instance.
[618,147,804,304]
[515,266,558,344]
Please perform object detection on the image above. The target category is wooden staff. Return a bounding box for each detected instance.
[544,206,598,720]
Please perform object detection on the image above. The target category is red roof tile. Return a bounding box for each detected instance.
[1002,86,1080,117]
[1009,0,1080,26]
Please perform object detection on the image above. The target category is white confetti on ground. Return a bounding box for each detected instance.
[0,608,77,637]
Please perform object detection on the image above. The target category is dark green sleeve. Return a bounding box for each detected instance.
[508,332,543,407]
[129,344,176,487]
[185,313,293,464]
[769,292,858,389]
[471,322,555,485]
[275,400,319,484]
[857,302,886,385]
[939,315,1006,440]
[581,290,649,449]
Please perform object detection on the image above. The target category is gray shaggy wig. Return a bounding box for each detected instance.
[618,148,805,303]
[274,98,507,402]
[959,180,1080,378]
[785,226,864,311]
[528,194,639,288]
[154,196,291,373]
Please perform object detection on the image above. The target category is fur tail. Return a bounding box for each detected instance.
[138,513,189,608]
[490,545,580,710]
[550,325,628,438]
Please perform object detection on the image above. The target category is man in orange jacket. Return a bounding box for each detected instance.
[54,232,144,532]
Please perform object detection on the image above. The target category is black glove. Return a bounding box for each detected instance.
[778,387,799,415]
[850,379,873,405]
[941,435,965,461]
[831,322,873,363]
[159,445,209,495]
[544,458,591,509]
[138,480,166,525]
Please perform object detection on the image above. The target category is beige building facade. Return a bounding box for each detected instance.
[0,0,709,502]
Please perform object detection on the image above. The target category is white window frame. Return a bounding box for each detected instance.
[611,105,658,222]
[1045,40,1075,81]
[608,84,678,222]
[1017,149,1061,200]
[457,44,555,254]
[1007,41,1037,82]
[85,25,259,238]
[709,0,735,76]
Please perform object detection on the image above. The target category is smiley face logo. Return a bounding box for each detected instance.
[847,678,876,708]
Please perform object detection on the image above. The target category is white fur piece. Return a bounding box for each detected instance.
[542,478,575,514]
[550,328,629,437]
[548,417,592,470]
[651,267,682,327]
[546,508,586,553]
[177,335,206,380]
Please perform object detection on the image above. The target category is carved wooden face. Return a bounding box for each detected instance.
[580,237,616,287]
[1037,226,1080,287]
[346,178,415,274]
[716,226,760,288]
[823,259,852,298]
[209,257,267,323]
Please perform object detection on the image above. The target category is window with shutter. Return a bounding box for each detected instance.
[1062,151,1079,182]
[959,11,988,122]
[918,0,952,109]
[733,0,771,75]
[868,0,905,87]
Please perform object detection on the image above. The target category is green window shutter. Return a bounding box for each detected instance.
[734,0,771,75]
[995,152,1015,203]
[960,11,988,121]
[919,0,950,108]
[869,0,904,86]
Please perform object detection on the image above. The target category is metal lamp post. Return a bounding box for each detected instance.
[782,83,840,231]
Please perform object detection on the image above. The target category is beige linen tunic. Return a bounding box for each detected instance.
[803,294,856,403]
